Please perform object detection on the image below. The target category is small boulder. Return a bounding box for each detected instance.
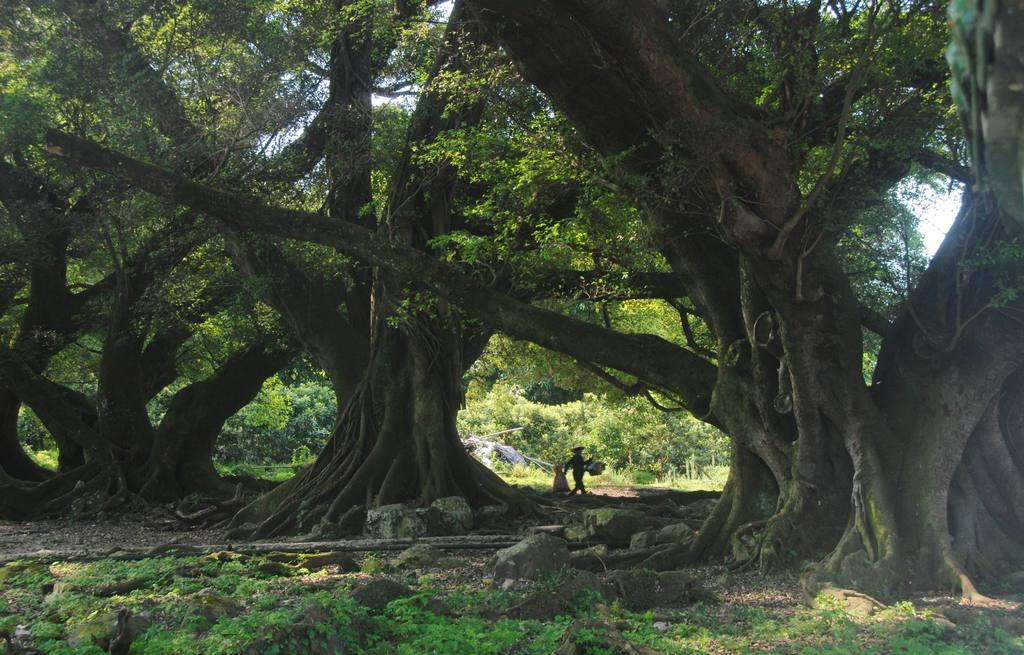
[392,544,443,569]
[603,569,709,610]
[67,610,121,649]
[365,503,428,539]
[493,533,570,580]
[685,498,718,516]
[431,496,473,534]
[583,508,652,547]
[186,588,243,625]
[503,570,608,620]
[656,522,696,544]
[352,578,413,613]
[563,525,590,542]
[527,525,567,538]
[68,609,152,651]
[630,529,659,550]
[296,551,358,572]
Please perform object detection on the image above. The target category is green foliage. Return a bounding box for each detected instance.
[214,377,336,465]
[459,381,728,478]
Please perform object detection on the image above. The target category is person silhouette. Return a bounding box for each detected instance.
[563,446,593,495]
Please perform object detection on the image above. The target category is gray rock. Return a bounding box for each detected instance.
[656,522,696,544]
[493,533,570,580]
[431,496,473,534]
[187,588,243,625]
[685,498,718,516]
[393,544,443,569]
[67,609,152,651]
[630,529,659,550]
[527,525,567,538]
[563,524,590,542]
[504,570,608,620]
[365,503,428,539]
[583,508,652,547]
[352,578,413,612]
[603,569,708,610]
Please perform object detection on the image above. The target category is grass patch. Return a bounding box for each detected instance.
[496,463,727,493]
[4,555,1018,654]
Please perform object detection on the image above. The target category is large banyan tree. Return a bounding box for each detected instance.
[6,0,1023,598]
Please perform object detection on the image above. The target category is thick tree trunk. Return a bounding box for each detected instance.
[949,370,1024,577]
[139,344,295,500]
[231,302,530,539]
[811,196,1024,598]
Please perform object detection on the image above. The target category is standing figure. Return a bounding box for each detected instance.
[564,446,593,495]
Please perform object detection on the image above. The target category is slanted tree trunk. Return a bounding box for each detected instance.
[140,343,295,500]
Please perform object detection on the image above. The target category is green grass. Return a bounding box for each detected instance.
[1,556,1021,654]
[495,463,728,493]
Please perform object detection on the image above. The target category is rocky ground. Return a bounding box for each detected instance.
[1,487,1022,653]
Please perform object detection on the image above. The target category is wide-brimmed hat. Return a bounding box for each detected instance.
[572,446,585,452]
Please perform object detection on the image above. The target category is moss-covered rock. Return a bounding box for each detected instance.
[583,508,651,547]
[351,578,413,612]
[493,534,570,580]
[365,504,428,539]
[392,544,443,569]
[603,569,709,610]
[431,496,473,534]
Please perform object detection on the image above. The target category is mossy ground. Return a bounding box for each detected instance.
[2,550,1021,654]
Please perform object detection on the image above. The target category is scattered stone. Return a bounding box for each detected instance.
[563,525,590,542]
[656,522,696,544]
[653,621,672,632]
[684,498,718,516]
[297,552,358,572]
[392,544,443,569]
[431,496,473,534]
[527,525,567,538]
[636,542,690,572]
[254,560,296,577]
[365,504,429,539]
[630,529,659,550]
[603,569,709,610]
[67,609,151,651]
[493,533,570,580]
[809,584,886,617]
[351,578,413,612]
[583,508,652,547]
[0,561,46,582]
[186,588,243,625]
[503,570,608,620]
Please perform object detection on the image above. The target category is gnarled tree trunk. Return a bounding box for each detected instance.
[231,295,529,539]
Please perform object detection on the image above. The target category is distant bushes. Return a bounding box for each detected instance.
[213,377,337,465]
[457,381,729,479]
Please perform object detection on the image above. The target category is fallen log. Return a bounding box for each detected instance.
[0,534,605,565]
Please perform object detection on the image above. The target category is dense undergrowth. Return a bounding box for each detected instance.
[2,552,1021,654]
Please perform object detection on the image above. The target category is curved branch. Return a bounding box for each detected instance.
[45,130,719,417]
